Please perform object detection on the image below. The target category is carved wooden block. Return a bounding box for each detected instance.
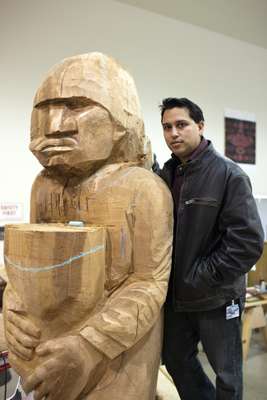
[4,223,105,377]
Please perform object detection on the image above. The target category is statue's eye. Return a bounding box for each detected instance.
[66,100,96,112]
[67,101,85,110]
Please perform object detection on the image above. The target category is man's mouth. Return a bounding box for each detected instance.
[171,140,183,146]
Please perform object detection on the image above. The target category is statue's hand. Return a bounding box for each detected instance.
[22,335,106,400]
[5,311,41,360]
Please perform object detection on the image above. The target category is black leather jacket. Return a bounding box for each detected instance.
[160,141,264,311]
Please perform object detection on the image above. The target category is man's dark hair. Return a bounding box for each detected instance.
[160,97,204,123]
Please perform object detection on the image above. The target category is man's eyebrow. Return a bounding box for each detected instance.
[162,119,189,125]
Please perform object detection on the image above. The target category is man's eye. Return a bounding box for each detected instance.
[176,123,187,129]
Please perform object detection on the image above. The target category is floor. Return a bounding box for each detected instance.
[157,330,267,400]
[1,331,266,399]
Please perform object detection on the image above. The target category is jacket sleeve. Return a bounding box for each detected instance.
[80,177,173,359]
[193,172,264,289]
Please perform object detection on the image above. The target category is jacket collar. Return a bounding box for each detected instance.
[164,140,215,171]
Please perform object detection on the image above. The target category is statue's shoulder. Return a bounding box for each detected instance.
[32,169,55,183]
[31,170,64,196]
[116,166,172,200]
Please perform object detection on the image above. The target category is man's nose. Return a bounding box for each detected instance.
[170,126,179,137]
[45,106,77,135]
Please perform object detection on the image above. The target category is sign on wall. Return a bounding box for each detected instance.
[224,109,256,164]
[0,202,23,222]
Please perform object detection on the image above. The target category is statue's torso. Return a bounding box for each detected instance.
[31,164,154,292]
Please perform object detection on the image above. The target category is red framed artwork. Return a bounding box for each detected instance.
[224,111,256,165]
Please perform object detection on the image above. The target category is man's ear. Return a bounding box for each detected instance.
[198,121,204,135]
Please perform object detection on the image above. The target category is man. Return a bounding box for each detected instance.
[3,53,173,400]
[159,97,264,400]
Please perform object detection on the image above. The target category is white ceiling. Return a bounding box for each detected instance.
[116,0,267,49]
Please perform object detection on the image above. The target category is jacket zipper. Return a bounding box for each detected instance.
[185,198,218,207]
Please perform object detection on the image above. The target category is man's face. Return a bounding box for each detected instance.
[162,107,204,162]
[30,97,114,174]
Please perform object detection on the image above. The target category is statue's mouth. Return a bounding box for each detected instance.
[38,138,78,153]
[41,145,73,153]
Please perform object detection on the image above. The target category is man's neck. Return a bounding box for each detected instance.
[183,136,207,163]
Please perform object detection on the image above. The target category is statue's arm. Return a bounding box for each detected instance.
[80,176,173,359]
[3,175,42,359]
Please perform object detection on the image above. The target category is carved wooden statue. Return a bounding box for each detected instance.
[4,53,173,400]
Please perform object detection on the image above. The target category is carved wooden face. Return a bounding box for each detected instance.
[30,96,114,174]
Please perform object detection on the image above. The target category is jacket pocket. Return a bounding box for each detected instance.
[185,197,219,207]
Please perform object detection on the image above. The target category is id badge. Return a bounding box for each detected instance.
[226,300,240,320]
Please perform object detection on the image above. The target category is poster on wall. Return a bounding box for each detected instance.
[0,202,23,265]
[224,109,256,164]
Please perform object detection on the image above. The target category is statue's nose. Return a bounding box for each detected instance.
[46,105,77,135]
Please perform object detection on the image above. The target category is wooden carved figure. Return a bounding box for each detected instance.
[4,53,173,400]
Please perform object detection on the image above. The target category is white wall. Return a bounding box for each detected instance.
[1,0,267,229]
[256,198,267,240]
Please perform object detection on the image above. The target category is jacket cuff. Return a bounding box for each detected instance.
[79,326,126,360]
